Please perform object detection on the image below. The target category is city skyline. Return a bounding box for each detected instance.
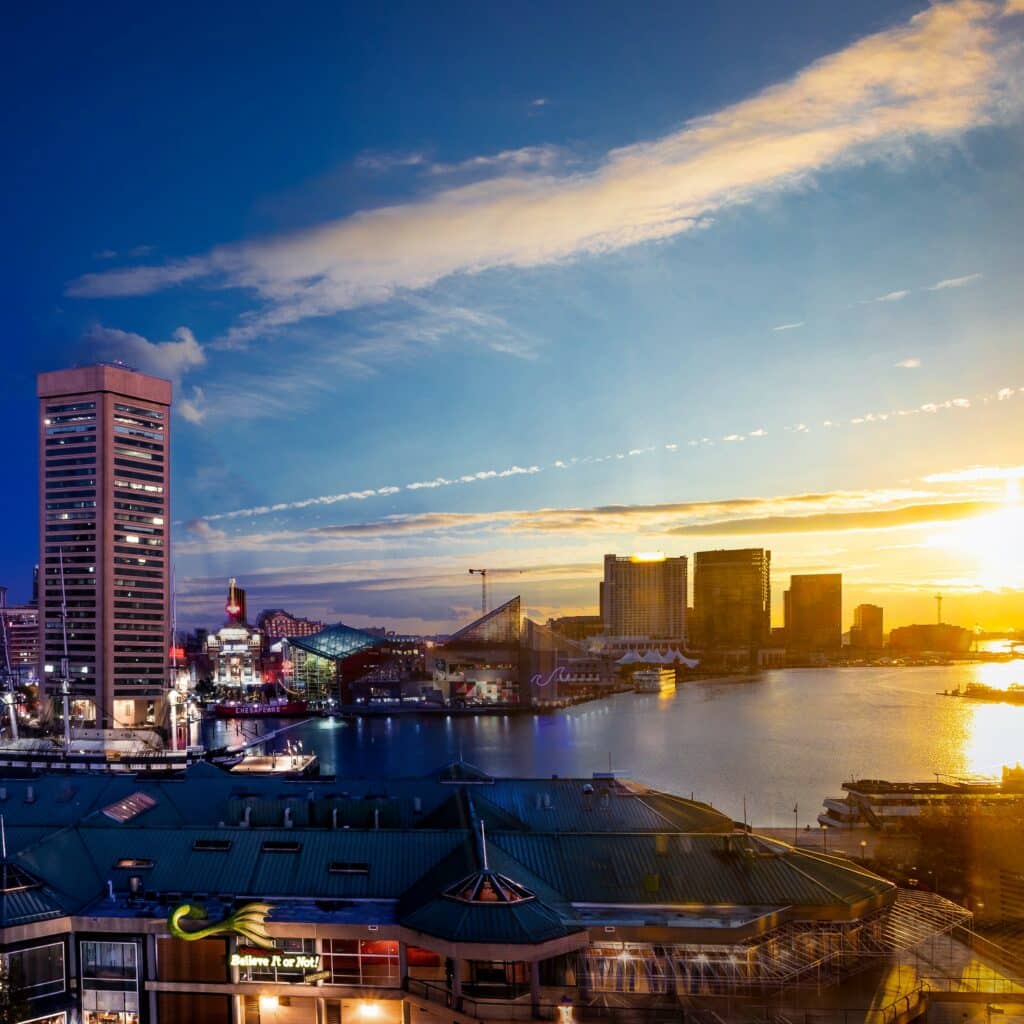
[2,1,1024,632]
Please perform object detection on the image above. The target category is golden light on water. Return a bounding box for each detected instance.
[962,661,1024,774]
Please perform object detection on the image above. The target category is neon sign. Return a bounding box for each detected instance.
[231,952,322,972]
[530,666,571,688]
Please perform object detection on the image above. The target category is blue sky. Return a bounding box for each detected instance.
[2,1,1024,631]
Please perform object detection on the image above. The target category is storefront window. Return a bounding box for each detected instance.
[322,939,399,987]
[7,941,65,998]
[465,960,529,999]
[80,940,140,1024]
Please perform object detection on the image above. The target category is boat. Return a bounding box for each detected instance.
[941,681,1024,705]
[818,765,1024,830]
[213,697,310,718]
[632,668,676,693]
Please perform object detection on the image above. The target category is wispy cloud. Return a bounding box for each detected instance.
[895,357,921,368]
[85,324,205,387]
[927,272,982,290]
[177,386,208,424]
[184,377,1021,522]
[354,151,428,173]
[922,464,1024,483]
[177,486,943,555]
[66,1,1020,345]
[772,321,804,332]
[868,289,910,303]
[666,501,996,537]
[427,145,564,176]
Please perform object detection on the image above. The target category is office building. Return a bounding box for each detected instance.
[0,580,40,684]
[600,554,687,640]
[785,573,843,652]
[888,623,972,654]
[0,764,973,1024]
[37,364,171,728]
[544,614,604,644]
[692,548,771,649]
[256,608,325,640]
[850,603,884,650]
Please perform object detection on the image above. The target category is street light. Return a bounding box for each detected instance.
[859,839,867,863]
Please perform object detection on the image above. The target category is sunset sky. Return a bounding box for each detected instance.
[2,0,1023,632]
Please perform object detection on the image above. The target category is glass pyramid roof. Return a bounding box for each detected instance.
[447,596,521,645]
[444,869,536,904]
[288,622,386,661]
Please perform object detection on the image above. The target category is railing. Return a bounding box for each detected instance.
[404,978,934,1024]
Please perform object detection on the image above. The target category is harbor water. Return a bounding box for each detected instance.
[201,661,1024,827]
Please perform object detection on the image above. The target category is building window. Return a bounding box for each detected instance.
[465,960,529,999]
[322,939,400,987]
[7,941,65,999]
[80,939,140,1024]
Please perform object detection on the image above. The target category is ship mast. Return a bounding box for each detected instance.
[0,590,18,741]
[58,547,71,746]
[169,565,178,752]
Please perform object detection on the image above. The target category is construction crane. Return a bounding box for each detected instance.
[468,569,489,615]
[467,568,525,616]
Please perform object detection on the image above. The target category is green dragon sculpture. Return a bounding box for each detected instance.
[168,901,275,949]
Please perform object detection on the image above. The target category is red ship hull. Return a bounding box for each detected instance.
[213,700,309,718]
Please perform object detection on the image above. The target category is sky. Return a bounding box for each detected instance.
[2,0,1024,632]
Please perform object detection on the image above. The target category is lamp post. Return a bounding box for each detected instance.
[859,839,867,863]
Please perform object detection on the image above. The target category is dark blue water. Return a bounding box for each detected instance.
[200,664,1024,827]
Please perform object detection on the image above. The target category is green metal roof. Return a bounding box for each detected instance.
[489,832,894,909]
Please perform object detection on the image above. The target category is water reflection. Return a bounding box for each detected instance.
[200,663,1024,825]
[964,702,1024,776]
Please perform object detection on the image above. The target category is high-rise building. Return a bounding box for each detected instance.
[785,574,843,652]
[38,364,171,728]
[600,554,687,640]
[692,548,771,649]
[850,603,883,650]
[0,582,39,684]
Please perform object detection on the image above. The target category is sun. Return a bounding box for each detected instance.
[931,481,1024,589]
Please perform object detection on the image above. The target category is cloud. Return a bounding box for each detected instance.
[926,272,982,290]
[178,487,939,555]
[895,357,922,368]
[85,324,205,385]
[667,501,997,536]
[772,321,805,332]
[66,1,1021,344]
[181,374,1021,522]
[355,151,428,173]
[177,386,208,424]
[428,145,564,177]
[922,464,1024,483]
[869,289,910,303]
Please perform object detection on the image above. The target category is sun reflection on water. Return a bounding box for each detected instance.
[962,661,1024,775]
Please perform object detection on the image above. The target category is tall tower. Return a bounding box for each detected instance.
[692,548,771,649]
[38,364,171,729]
[600,553,688,640]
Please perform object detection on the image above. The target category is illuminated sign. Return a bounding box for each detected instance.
[230,952,322,972]
[168,901,275,949]
[530,666,571,689]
